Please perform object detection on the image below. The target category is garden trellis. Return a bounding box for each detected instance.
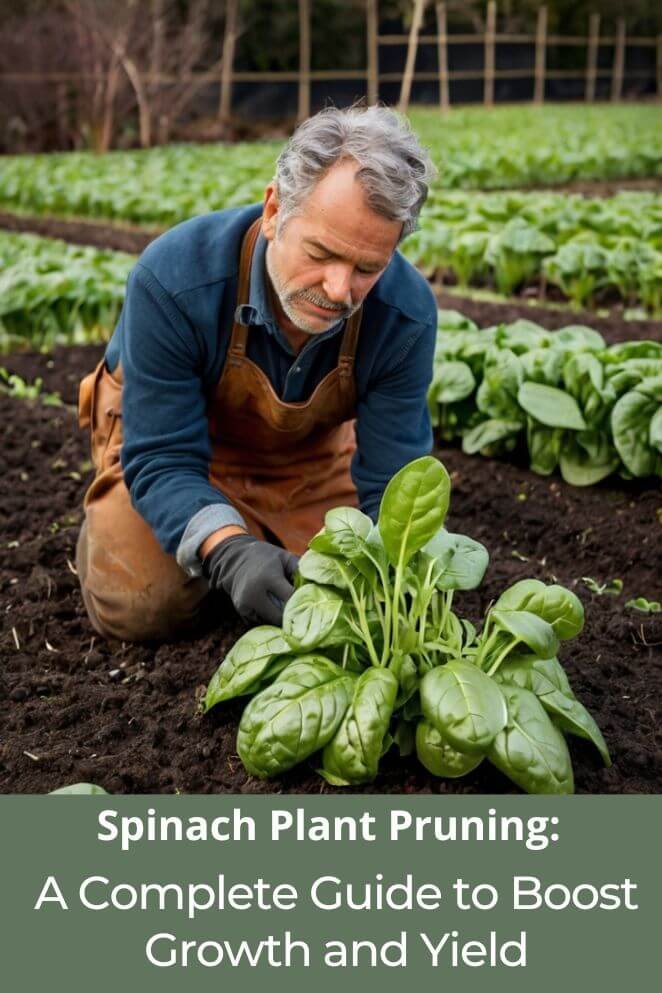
[1,1,660,135]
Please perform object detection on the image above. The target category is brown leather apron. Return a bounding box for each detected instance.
[76,215,362,639]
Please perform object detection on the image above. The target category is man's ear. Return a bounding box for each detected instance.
[262,182,279,241]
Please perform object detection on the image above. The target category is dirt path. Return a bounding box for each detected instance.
[436,291,662,343]
[1,346,660,795]
[0,210,161,255]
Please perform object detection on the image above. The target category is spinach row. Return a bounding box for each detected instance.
[430,311,662,485]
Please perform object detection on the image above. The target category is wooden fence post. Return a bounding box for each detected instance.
[56,82,68,147]
[398,0,427,114]
[298,0,311,121]
[366,0,379,105]
[611,17,626,102]
[436,2,449,111]
[533,6,547,104]
[484,1,496,107]
[218,0,238,120]
[585,13,600,102]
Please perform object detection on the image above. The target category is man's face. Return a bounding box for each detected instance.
[262,159,402,335]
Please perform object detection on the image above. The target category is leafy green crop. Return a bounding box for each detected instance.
[0,231,133,352]
[1,105,659,226]
[404,190,662,313]
[0,107,659,313]
[204,457,608,794]
[430,311,662,484]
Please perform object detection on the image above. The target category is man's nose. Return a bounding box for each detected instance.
[322,264,353,305]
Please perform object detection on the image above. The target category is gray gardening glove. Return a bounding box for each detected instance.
[202,534,298,626]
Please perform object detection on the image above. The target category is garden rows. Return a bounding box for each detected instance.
[2,232,660,492]
[402,190,662,312]
[3,199,662,358]
[430,310,662,486]
[1,107,660,228]
[0,231,132,352]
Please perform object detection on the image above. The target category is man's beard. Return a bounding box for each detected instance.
[265,242,361,335]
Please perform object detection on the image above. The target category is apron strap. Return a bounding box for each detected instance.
[337,306,363,380]
[227,216,263,364]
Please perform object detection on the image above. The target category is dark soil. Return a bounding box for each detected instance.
[1,341,661,796]
[436,291,662,344]
[0,210,160,255]
[509,177,662,197]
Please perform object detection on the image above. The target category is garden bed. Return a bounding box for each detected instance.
[1,342,660,795]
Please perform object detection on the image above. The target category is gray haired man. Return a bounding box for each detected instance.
[76,104,438,641]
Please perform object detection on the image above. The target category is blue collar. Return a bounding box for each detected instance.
[234,230,345,357]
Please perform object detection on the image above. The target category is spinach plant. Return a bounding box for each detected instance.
[203,457,610,795]
[430,312,662,485]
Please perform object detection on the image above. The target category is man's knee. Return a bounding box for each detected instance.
[76,521,209,643]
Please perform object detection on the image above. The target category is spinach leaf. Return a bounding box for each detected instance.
[422,528,489,591]
[611,378,662,477]
[237,656,355,778]
[493,580,584,640]
[432,360,476,404]
[297,548,360,590]
[518,381,587,431]
[495,655,610,765]
[462,418,523,455]
[283,585,345,650]
[420,660,508,754]
[527,420,562,475]
[416,719,484,778]
[490,609,560,659]
[488,684,574,794]
[321,668,399,785]
[203,626,293,709]
[378,455,450,568]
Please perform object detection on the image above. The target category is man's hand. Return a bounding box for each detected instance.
[202,534,298,626]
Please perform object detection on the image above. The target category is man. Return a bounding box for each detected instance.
[76,104,438,642]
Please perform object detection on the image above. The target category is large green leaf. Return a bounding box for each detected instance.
[378,456,450,567]
[283,585,345,650]
[490,609,560,658]
[488,685,574,794]
[434,360,476,404]
[495,655,610,765]
[203,626,293,709]
[650,406,662,452]
[321,668,399,785]
[559,435,619,486]
[493,580,584,640]
[297,549,359,590]
[476,348,522,419]
[309,508,376,580]
[611,386,661,477]
[527,421,562,475]
[310,507,372,556]
[49,783,109,795]
[422,528,489,591]
[495,319,550,354]
[462,418,523,455]
[415,720,484,778]
[518,381,587,430]
[237,657,355,778]
[420,660,508,754]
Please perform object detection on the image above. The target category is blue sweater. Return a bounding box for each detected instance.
[105,203,437,577]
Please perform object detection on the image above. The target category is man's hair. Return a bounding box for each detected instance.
[274,104,437,242]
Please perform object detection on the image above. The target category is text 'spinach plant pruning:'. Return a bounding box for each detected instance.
[203,457,610,794]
